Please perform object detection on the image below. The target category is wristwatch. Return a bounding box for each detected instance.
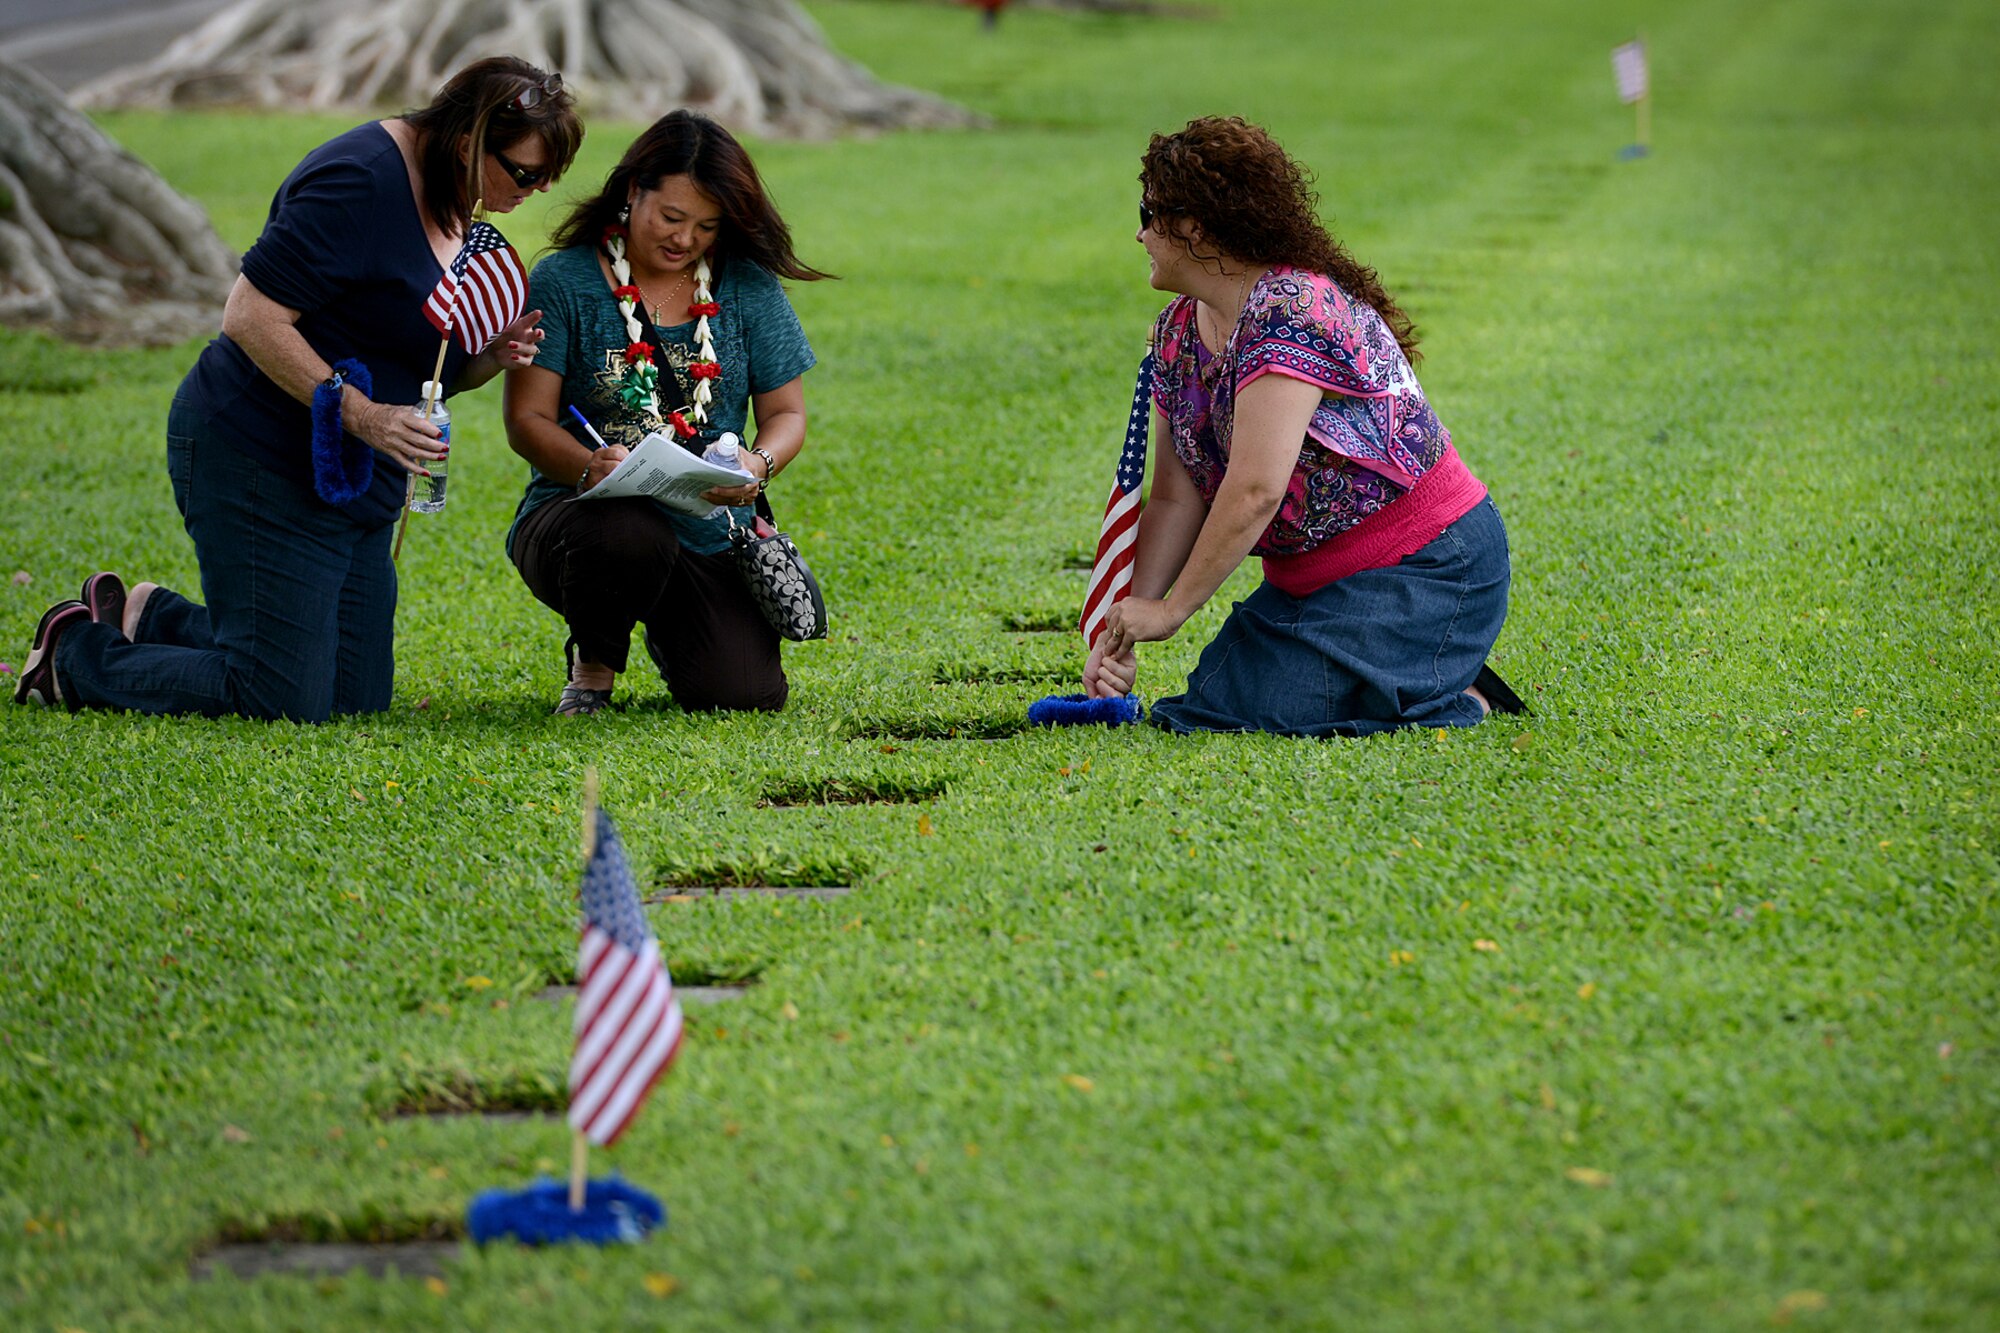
[321,368,346,393]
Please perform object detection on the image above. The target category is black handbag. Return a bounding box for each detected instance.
[729,497,828,641]
[627,306,827,641]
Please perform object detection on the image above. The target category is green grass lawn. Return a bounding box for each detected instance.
[3,0,1998,1327]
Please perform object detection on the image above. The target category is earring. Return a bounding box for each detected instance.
[618,204,631,224]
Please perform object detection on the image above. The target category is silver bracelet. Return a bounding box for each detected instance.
[751,446,777,484]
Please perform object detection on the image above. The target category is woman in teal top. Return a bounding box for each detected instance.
[503,111,826,714]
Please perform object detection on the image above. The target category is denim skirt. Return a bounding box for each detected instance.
[1150,498,1511,738]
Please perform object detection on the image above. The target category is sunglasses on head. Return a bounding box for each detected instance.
[513,72,563,109]
[493,147,551,189]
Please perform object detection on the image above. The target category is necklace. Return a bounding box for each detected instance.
[1197,267,1264,356]
[604,224,724,439]
[632,269,690,325]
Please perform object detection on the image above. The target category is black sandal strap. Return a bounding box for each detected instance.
[1473,664,1530,716]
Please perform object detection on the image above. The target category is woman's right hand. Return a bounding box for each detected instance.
[578,445,629,492]
[1084,637,1138,698]
[347,395,448,476]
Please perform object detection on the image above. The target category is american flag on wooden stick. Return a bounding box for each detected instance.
[1611,39,1649,104]
[568,807,684,1147]
[1079,354,1155,650]
[423,221,526,356]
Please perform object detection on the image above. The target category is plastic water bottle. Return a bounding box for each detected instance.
[701,432,743,518]
[701,432,742,471]
[409,381,450,513]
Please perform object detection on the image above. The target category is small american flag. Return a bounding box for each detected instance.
[1612,40,1649,104]
[423,221,526,356]
[1079,354,1155,650]
[568,807,684,1147]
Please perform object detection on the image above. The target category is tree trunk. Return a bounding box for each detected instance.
[73,0,985,139]
[0,58,235,346]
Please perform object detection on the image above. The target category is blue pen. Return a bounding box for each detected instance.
[567,404,608,449]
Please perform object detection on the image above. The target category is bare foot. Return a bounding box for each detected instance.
[1466,684,1491,716]
[572,658,616,692]
[123,582,158,641]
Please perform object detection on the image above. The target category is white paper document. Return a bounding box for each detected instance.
[572,431,755,515]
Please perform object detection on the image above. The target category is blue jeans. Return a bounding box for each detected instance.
[55,386,397,721]
[1151,498,1512,738]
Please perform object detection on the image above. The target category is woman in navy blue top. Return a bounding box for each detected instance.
[14,58,583,721]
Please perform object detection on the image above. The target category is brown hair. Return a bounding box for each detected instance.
[1141,116,1420,361]
[550,110,832,283]
[402,57,584,235]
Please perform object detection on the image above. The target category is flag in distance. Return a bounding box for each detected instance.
[1080,353,1155,651]
[1612,40,1649,104]
[568,806,684,1147]
[422,221,526,355]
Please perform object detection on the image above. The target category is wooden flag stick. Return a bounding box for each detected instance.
[394,197,483,565]
[570,764,601,1212]
[569,1130,590,1212]
[1635,30,1651,152]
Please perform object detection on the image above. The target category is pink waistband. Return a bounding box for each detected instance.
[1261,447,1487,597]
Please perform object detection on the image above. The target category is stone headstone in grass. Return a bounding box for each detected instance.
[194,1215,463,1281]
[648,884,855,903]
[73,0,985,139]
[842,714,1034,742]
[651,854,863,900]
[194,1239,461,1281]
[931,659,1073,687]
[534,983,748,1005]
[759,775,948,806]
[1001,610,1077,633]
[390,1069,564,1118]
[0,57,234,346]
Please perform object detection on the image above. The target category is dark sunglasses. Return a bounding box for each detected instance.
[493,147,551,189]
[1139,201,1158,229]
[514,72,563,109]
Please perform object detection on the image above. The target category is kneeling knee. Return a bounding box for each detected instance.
[677,676,788,714]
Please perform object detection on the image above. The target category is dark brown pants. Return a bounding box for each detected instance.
[511,496,787,712]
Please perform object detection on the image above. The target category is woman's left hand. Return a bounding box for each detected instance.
[700,447,769,506]
[1085,636,1138,698]
[491,309,546,370]
[1101,596,1181,656]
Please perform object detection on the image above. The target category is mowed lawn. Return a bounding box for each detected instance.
[2,0,1997,1327]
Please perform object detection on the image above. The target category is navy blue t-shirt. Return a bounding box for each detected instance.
[180,123,470,527]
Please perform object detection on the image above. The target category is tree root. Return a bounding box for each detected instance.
[74,0,986,139]
[0,58,235,346]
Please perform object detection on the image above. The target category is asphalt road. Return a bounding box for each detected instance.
[0,0,235,90]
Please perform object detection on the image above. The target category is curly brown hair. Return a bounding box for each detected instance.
[1140,116,1420,362]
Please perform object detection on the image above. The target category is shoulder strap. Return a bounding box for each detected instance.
[633,313,703,456]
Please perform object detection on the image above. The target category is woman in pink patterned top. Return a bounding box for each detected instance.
[1089,116,1525,735]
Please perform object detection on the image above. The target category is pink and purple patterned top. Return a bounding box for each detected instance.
[1149,265,1458,558]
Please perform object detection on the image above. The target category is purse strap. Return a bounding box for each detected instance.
[633,304,702,458]
[630,266,780,524]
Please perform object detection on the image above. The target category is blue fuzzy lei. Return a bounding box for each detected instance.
[467,1177,666,1247]
[1027,693,1145,727]
[310,357,375,507]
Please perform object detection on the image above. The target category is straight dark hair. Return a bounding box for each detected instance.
[551,110,831,283]
[402,57,583,236]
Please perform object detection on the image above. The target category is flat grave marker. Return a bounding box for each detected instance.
[193,1240,461,1282]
